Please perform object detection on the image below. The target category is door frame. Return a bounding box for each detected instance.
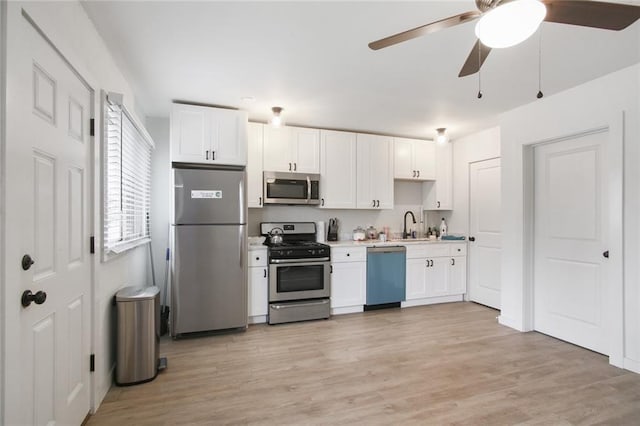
[522,113,624,367]
[2,6,99,421]
[467,156,501,307]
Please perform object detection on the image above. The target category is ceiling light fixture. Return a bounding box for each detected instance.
[475,0,547,49]
[270,106,284,128]
[436,128,448,144]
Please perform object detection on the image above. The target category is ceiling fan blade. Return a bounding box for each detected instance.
[543,0,640,30]
[458,40,492,77]
[368,11,481,50]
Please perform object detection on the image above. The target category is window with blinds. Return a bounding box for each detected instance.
[103,92,154,255]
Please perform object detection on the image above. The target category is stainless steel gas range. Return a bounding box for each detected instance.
[260,222,331,325]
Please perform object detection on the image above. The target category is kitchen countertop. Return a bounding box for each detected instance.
[325,238,465,248]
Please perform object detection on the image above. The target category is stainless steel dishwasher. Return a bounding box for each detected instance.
[365,246,406,310]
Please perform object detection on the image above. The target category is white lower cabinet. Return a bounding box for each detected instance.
[248,248,268,323]
[402,243,467,308]
[330,247,366,314]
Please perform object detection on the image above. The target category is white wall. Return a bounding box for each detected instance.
[434,127,500,236]
[2,1,151,415]
[499,64,639,372]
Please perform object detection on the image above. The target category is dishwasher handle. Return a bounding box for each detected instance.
[367,246,406,254]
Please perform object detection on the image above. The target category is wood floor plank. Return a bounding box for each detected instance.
[88,302,640,425]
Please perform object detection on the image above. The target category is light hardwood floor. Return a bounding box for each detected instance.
[88,302,640,425]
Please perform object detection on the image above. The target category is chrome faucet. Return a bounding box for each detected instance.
[403,211,416,239]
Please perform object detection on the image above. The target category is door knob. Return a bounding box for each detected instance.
[469,237,476,242]
[603,250,609,258]
[21,290,47,307]
[21,254,35,270]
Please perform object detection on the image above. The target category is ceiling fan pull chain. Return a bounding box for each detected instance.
[537,28,544,99]
[477,42,483,99]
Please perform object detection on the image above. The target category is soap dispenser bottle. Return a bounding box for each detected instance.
[440,218,447,238]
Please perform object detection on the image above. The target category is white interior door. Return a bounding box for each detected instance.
[4,12,92,424]
[468,158,502,309]
[534,131,608,354]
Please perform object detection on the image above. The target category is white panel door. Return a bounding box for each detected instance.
[210,108,247,166]
[170,103,209,163]
[534,132,608,354]
[247,122,264,208]
[425,257,449,297]
[369,134,394,209]
[393,137,414,179]
[330,262,366,308]
[405,258,427,300]
[290,126,320,173]
[449,256,467,295]
[414,140,435,180]
[5,12,92,425]
[469,158,502,309]
[262,125,292,172]
[248,267,268,317]
[320,130,357,209]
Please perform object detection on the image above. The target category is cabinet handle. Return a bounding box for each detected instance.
[294,163,297,171]
[289,162,292,171]
[417,170,420,178]
[469,236,475,242]
[205,150,209,160]
[264,269,267,278]
[412,170,416,178]
[451,258,455,266]
[212,151,216,161]
[376,200,380,207]
[372,200,376,207]
[321,198,325,206]
[259,196,262,206]
[426,259,429,268]
[346,253,350,257]
[437,201,441,208]
[330,265,333,273]
[430,260,434,267]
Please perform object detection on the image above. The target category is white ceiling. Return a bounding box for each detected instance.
[81,1,640,140]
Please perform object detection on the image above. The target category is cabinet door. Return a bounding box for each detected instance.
[393,137,414,179]
[247,122,263,208]
[263,126,293,172]
[356,134,374,208]
[371,134,394,209]
[405,258,427,300]
[210,108,247,166]
[290,127,320,173]
[435,142,453,209]
[320,130,357,209]
[171,104,210,163]
[330,262,366,308]
[426,257,449,297]
[248,266,268,317]
[414,140,436,180]
[449,256,467,295]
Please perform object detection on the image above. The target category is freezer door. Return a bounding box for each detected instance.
[171,224,248,335]
[174,168,246,224]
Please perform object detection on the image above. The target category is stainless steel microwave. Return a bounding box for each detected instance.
[263,171,320,205]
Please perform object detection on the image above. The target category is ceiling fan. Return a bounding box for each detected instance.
[368,0,640,77]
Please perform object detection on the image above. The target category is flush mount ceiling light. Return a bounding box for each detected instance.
[436,128,448,144]
[270,106,284,128]
[475,0,547,49]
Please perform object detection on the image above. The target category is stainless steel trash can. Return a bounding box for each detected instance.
[115,286,160,385]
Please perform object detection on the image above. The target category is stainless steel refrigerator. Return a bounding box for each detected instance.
[171,165,248,337]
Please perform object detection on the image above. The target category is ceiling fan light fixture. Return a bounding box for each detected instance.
[436,128,448,144]
[475,0,546,49]
[270,106,284,128]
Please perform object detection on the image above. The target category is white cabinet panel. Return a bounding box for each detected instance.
[263,126,292,172]
[356,133,394,209]
[332,246,366,263]
[247,122,264,208]
[248,266,268,318]
[330,261,366,309]
[423,142,452,210]
[394,137,435,181]
[426,257,450,297]
[406,258,427,300]
[263,126,320,173]
[320,130,357,209]
[171,104,210,163]
[291,127,320,173]
[449,256,467,295]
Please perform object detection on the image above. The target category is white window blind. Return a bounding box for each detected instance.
[104,93,154,254]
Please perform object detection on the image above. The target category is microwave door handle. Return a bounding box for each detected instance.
[307,176,311,204]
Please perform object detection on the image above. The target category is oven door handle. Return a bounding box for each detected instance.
[270,257,330,264]
[306,176,311,204]
[271,299,330,310]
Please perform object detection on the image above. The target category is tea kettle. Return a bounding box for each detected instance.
[268,227,284,245]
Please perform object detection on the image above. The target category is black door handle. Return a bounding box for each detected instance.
[321,198,325,206]
[22,254,35,270]
[469,237,475,242]
[294,163,297,171]
[437,201,441,208]
[417,170,420,178]
[22,290,47,307]
[205,150,209,160]
[259,196,262,206]
[263,269,267,278]
[330,265,333,273]
[451,258,455,266]
[603,250,609,258]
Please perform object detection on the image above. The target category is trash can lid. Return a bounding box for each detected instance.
[115,286,160,302]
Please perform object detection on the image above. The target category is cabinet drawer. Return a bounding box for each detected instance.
[450,244,467,256]
[424,244,450,258]
[331,247,366,263]
[405,244,428,259]
[248,249,267,267]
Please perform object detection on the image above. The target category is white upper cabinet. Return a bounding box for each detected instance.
[320,130,357,209]
[171,103,247,166]
[394,137,435,181]
[247,122,264,208]
[356,133,394,209]
[423,142,453,210]
[263,125,320,173]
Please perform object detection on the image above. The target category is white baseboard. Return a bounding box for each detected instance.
[331,306,364,315]
[623,357,640,374]
[248,315,267,325]
[498,315,524,331]
[401,294,463,308]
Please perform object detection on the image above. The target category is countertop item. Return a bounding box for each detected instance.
[353,226,366,241]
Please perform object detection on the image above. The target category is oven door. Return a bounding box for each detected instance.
[269,260,330,302]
